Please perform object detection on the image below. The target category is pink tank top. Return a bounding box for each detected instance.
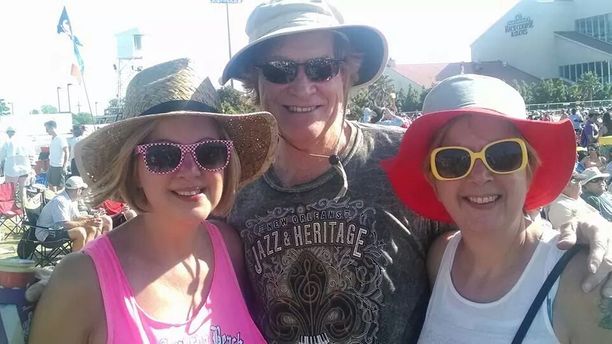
[83,222,267,344]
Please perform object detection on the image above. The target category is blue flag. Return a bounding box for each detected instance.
[56,6,84,73]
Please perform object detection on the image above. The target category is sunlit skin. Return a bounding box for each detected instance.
[432,115,530,237]
[426,115,612,343]
[27,115,248,344]
[136,116,224,226]
[258,30,345,152]
[562,177,582,200]
[584,177,607,196]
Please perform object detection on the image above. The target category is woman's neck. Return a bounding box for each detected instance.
[273,121,351,187]
[452,216,543,302]
[133,213,207,263]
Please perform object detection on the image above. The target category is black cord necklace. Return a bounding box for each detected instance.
[279,125,350,201]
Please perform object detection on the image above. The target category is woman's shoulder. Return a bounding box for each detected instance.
[207,220,243,261]
[206,219,249,292]
[427,231,459,283]
[554,249,612,342]
[29,253,105,343]
[46,252,102,308]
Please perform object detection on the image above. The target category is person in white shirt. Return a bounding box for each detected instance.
[36,176,109,251]
[0,126,35,203]
[44,120,69,192]
[547,172,605,228]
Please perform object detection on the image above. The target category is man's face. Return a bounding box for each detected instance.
[257,31,346,147]
[562,177,582,199]
[6,131,14,138]
[45,125,53,135]
[584,177,607,196]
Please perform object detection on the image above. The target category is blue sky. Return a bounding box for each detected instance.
[0,0,520,115]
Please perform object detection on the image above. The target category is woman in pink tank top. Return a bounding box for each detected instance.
[29,58,277,343]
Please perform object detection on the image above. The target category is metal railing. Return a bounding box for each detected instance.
[526,99,612,111]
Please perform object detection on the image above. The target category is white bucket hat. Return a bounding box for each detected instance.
[580,167,610,185]
[221,0,388,88]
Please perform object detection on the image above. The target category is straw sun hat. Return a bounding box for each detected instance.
[75,58,278,190]
[382,74,576,223]
[221,0,388,88]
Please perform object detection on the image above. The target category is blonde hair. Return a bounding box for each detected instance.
[88,117,241,216]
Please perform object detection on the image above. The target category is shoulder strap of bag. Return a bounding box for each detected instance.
[511,245,582,344]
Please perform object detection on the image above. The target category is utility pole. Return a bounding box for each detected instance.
[66,83,73,113]
[56,86,62,112]
[210,0,243,88]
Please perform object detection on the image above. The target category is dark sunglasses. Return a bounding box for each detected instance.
[135,140,232,174]
[430,138,528,181]
[255,57,344,84]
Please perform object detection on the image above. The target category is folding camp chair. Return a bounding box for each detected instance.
[16,189,71,267]
[0,183,25,240]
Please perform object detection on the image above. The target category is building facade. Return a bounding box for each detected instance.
[471,0,612,84]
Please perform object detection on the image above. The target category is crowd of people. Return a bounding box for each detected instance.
[1,0,611,343]
[0,121,137,252]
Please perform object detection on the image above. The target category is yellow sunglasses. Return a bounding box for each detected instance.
[430,138,528,181]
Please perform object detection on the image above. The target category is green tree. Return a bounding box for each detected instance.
[595,82,612,101]
[30,109,40,114]
[396,85,423,112]
[217,86,255,114]
[531,79,555,104]
[41,105,58,114]
[419,87,432,107]
[347,75,399,121]
[346,88,370,121]
[73,112,94,125]
[104,98,124,119]
[531,79,569,104]
[511,80,534,104]
[566,83,583,102]
[576,72,602,101]
[0,99,10,115]
[368,75,396,107]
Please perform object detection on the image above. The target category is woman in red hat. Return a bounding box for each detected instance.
[383,74,612,343]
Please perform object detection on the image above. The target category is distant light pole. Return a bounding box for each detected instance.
[56,86,62,112]
[95,101,98,116]
[210,0,243,88]
[66,83,73,113]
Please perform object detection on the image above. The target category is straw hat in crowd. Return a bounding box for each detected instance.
[75,58,278,198]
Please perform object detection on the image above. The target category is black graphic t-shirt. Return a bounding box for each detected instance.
[229,123,445,344]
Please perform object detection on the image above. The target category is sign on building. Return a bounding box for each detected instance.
[505,14,534,37]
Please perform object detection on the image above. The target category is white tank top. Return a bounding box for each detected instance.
[418,223,563,344]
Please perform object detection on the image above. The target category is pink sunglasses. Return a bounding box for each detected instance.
[135,139,232,174]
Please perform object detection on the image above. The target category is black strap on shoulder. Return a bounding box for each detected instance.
[511,244,583,344]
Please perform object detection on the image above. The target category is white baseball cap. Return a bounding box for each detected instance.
[65,176,88,190]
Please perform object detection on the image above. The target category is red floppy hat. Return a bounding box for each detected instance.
[381,75,576,223]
